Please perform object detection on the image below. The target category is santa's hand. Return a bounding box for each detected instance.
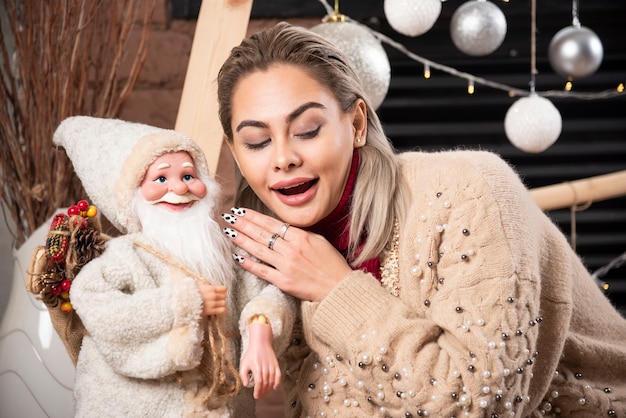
[196,283,227,316]
[239,322,281,400]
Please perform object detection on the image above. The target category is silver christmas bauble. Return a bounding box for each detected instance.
[450,0,507,57]
[310,21,391,110]
[504,94,562,153]
[384,0,442,37]
[548,25,604,79]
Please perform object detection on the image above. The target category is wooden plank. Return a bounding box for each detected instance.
[175,0,253,175]
[530,170,626,211]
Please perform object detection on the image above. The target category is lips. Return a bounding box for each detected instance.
[277,179,318,195]
[156,201,195,212]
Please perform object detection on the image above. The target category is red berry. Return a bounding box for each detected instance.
[50,286,62,296]
[60,279,72,292]
[77,200,89,211]
[67,205,80,216]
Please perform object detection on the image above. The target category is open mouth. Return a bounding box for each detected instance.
[277,179,318,195]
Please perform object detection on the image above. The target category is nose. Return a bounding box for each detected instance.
[169,178,189,195]
[273,140,302,171]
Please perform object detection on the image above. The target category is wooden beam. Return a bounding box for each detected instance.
[175,0,253,175]
[530,170,626,211]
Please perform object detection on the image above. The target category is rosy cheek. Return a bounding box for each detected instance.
[189,182,207,199]
[140,182,167,202]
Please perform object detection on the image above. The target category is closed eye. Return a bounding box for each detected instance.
[297,126,320,139]
[245,138,271,150]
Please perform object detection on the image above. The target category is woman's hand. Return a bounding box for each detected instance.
[196,283,227,316]
[221,208,352,301]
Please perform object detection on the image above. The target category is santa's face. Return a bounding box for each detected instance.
[133,153,233,286]
[140,151,207,211]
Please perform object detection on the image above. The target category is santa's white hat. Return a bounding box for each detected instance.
[53,116,212,234]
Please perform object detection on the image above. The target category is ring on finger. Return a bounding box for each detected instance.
[277,223,290,239]
[268,233,280,250]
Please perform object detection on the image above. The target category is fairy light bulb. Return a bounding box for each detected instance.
[424,63,431,79]
[565,81,573,91]
[618,83,624,93]
[467,79,475,94]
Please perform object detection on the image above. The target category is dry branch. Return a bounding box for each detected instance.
[0,0,157,247]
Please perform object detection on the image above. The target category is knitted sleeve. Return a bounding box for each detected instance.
[70,236,205,379]
[300,151,571,417]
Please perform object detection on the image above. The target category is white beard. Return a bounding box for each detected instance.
[131,188,234,288]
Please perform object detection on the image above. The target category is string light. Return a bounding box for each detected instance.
[565,81,573,91]
[467,79,475,94]
[618,83,625,93]
[423,63,431,79]
[315,0,624,100]
[591,250,626,291]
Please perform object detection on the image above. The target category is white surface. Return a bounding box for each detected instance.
[0,214,75,418]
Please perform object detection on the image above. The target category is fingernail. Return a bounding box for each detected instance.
[221,213,237,224]
[232,253,244,264]
[223,227,237,239]
[231,207,246,216]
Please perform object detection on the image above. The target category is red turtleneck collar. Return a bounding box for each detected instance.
[306,150,381,281]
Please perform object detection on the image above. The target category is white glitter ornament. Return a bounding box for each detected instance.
[548,25,603,79]
[384,0,442,37]
[310,20,391,110]
[450,0,507,57]
[504,94,562,153]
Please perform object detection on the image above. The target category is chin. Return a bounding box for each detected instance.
[275,208,318,228]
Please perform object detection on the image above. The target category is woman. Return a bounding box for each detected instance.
[217,22,626,417]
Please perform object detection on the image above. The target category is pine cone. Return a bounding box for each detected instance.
[71,227,108,273]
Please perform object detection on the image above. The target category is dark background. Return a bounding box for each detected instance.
[172,0,626,312]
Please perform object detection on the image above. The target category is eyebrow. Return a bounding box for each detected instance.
[156,162,171,169]
[235,102,326,133]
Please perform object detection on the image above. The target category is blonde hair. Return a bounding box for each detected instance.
[217,22,405,265]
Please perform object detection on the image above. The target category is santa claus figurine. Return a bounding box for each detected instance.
[52,116,296,417]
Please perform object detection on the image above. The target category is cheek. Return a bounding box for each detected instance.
[140,182,166,202]
[241,168,266,197]
[236,154,265,189]
[189,181,207,199]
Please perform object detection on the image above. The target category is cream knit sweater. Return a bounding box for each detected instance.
[280,150,626,418]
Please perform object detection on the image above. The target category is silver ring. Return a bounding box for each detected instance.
[268,233,280,250]
[278,223,290,239]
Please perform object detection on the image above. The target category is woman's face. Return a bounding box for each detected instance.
[228,64,366,227]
